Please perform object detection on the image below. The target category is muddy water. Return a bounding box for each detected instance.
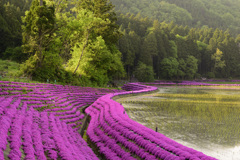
[116,87,240,160]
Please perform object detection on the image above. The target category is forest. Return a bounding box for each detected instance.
[0,0,124,86]
[111,0,240,36]
[1,0,240,85]
[117,14,240,81]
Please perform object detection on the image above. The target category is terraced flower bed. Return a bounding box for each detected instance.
[0,81,217,159]
[0,81,121,159]
[86,83,217,160]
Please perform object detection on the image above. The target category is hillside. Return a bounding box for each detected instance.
[1,0,240,83]
[111,0,240,36]
[116,13,240,80]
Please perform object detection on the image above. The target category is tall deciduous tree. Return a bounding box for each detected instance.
[76,0,121,45]
[134,62,154,82]
[65,8,124,85]
[211,48,225,73]
[160,57,179,79]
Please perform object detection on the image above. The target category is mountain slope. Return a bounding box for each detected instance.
[111,0,240,35]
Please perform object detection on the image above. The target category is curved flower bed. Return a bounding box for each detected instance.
[86,83,217,160]
[0,107,98,159]
[0,81,123,159]
[0,81,122,131]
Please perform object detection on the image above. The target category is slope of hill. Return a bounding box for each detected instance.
[111,0,240,35]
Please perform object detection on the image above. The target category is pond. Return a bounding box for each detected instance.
[116,86,240,160]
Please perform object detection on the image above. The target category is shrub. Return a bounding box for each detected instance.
[134,62,154,82]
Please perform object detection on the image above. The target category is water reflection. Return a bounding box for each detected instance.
[116,87,240,160]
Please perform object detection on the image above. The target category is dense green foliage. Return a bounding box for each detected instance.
[0,0,31,60]
[0,0,125,86]
[117,14,240,80]
[134,62,154,82]
[0,59,20,77]
[111,0,240,36]
[1,0,240,83]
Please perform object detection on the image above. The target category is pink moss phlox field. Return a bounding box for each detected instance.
[0,80,122,125]
[1,80,219,159]
[8,110,24,159]
[1,81,123,159]
[86,83,217,160]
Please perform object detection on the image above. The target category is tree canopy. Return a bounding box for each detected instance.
[111,0,240,36]
[1,0,240,84]
[117,13,240,80]
[18,0,124,86]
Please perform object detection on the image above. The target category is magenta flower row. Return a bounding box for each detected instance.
[0,106,99,159]
[0,80,127,159]
[86,83,217,160]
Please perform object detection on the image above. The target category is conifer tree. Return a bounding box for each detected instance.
[140,32,157,66]
[185,55,198,79]
[22,0,55,68]
[21,0,60,80]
